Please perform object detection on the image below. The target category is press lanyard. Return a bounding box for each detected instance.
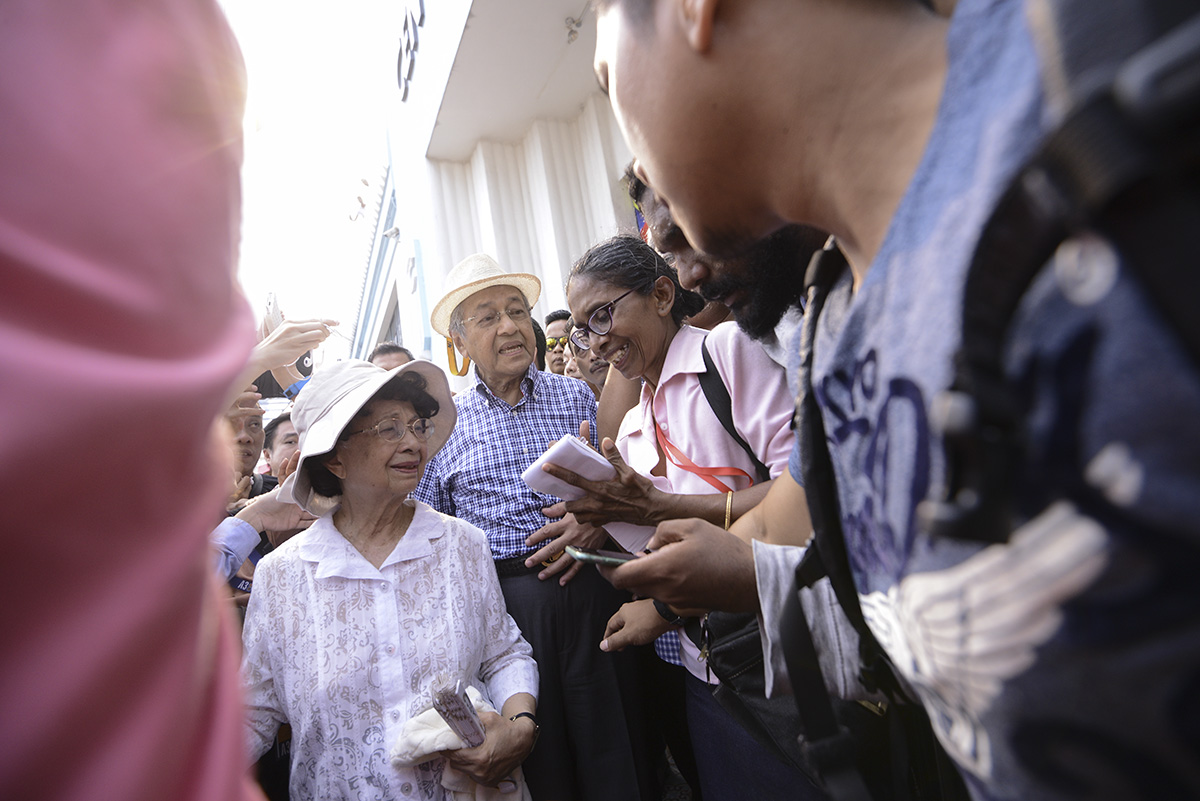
[651,407,754,493]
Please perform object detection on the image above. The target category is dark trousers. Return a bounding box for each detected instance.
[499,564,658,801]
[684,672,828,801]
[643,652,703,799]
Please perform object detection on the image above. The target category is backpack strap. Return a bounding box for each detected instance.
[780,562,873,801]
[782,243,969,801]
[778,244,879,798]
[697,337,772,484]
[793,246,874,640]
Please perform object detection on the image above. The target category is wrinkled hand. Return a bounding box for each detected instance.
[276,450,302,483]
[238,487,316,547]
[225,388,265,432]
[599,519,760,613]
[252,318,338,374]
[441,710,535,789]
[524,510,608,585]
[230,386,263,413]
[542,436,663,527]
[601,599,673,653]
[228,473,253,512]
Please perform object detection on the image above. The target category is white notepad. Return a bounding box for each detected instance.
[522,434,616,500]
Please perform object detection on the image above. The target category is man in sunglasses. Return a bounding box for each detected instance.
[544,309,572,375]
[415,254,658,801]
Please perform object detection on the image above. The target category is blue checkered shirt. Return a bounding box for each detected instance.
[413,364,598,560]
[654,630,684,666]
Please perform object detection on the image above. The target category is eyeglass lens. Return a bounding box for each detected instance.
[473,307,529,330]
[377,417,433,441]
[570,289,634,350]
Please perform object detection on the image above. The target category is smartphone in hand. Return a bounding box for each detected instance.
[565,545,638,567]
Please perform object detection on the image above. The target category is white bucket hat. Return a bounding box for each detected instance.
[429,253,541,338]
[280,359,456,514]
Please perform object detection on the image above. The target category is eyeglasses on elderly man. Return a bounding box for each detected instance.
[465,306,530,330]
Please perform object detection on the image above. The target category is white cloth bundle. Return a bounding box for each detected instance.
[390,685,531,801]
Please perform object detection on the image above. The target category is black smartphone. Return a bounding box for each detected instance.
[564,545,638,567]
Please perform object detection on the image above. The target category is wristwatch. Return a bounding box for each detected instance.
[653,599,685,627]
[509,711,540,746]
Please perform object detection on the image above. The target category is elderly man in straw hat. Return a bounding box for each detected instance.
[414,254,656,801]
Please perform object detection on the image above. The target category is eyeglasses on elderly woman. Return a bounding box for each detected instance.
[347,416,434,442]
[568,288,637,351]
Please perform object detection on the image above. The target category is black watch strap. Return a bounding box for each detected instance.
[653,599,685,626]
[509,711,539,743]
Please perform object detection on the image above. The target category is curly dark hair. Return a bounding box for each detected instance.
[304,371,440,498]
[568,235,705,325]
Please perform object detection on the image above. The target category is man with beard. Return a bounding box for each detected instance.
[594,168,829,443]
[627,166,827,368]
[591,0,1200,798]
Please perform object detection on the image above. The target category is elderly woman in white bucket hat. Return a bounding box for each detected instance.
[241,359,539,800]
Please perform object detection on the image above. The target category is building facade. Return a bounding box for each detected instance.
[349,0,636,387]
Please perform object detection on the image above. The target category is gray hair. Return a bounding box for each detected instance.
[449,305,467,337]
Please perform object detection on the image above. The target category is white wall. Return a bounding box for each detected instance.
[366,2,637,388]
[424,94,634,361]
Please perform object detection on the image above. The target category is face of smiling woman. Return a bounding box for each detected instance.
[567,273,677,388]
[324,399,430,500]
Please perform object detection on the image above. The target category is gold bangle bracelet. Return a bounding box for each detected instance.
[724,490,733,530]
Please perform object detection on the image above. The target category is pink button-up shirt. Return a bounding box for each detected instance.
[616,323,796,679]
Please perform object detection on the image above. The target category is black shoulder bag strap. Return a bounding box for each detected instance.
[780,244,969,801]
[697,337,772,485]
[776,245,875,801]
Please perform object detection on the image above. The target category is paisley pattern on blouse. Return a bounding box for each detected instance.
[242,501,538,800]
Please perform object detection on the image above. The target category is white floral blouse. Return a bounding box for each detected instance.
[242,500,538,800]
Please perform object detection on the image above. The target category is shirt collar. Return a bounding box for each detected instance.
[471,362,541,407]
[643,324,708,408]
[296,501,445,579]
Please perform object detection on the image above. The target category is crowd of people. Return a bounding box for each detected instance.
[4,0,1197,801]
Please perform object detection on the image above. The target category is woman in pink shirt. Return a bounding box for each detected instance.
[553,236,820,801]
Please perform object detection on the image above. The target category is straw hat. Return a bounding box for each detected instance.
[280,359,456,514]
[430,253,541,337]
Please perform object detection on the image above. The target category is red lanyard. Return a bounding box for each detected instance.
[652,413,754,494]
